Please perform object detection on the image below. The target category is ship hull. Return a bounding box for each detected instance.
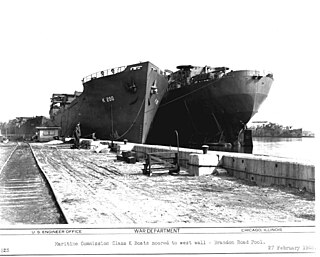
[50,62,168,143]
[146,70,273,147]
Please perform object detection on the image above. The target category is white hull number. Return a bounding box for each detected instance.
[102,96,115,103]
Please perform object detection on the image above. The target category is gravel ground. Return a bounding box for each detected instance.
[29,143,315,224]
[0,143,17,171]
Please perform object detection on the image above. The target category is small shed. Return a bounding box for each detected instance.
[36,126,61,142]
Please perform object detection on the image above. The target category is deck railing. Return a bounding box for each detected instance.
[82,65,127,84]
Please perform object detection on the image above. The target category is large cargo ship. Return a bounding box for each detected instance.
[49,61,168,143]
[146,65,274,147]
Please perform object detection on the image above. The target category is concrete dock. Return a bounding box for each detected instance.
[22,140,315,224]
[133,143,315,193]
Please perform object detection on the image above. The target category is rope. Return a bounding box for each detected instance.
[113,98,146,140]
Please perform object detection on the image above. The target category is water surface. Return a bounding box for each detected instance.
[252,137,316,164]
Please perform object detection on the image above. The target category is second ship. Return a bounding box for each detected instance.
[146,65,274,147]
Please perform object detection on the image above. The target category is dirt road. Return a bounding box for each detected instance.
[30,144,315,224]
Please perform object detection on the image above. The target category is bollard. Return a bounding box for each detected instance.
[202,145,209,154]
[124,139,128,145]
[243,129,253,147]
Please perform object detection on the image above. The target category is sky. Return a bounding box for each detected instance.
[0,0,319,131]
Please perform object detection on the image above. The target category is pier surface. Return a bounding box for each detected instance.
[28,143,314,224]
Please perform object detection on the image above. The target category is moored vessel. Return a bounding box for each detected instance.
[146,65,274,147]
[49,61,168,143]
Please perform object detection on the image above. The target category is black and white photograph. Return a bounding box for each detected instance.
[0,0,317,255]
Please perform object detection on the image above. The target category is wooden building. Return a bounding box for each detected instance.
[36,127,61,142]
